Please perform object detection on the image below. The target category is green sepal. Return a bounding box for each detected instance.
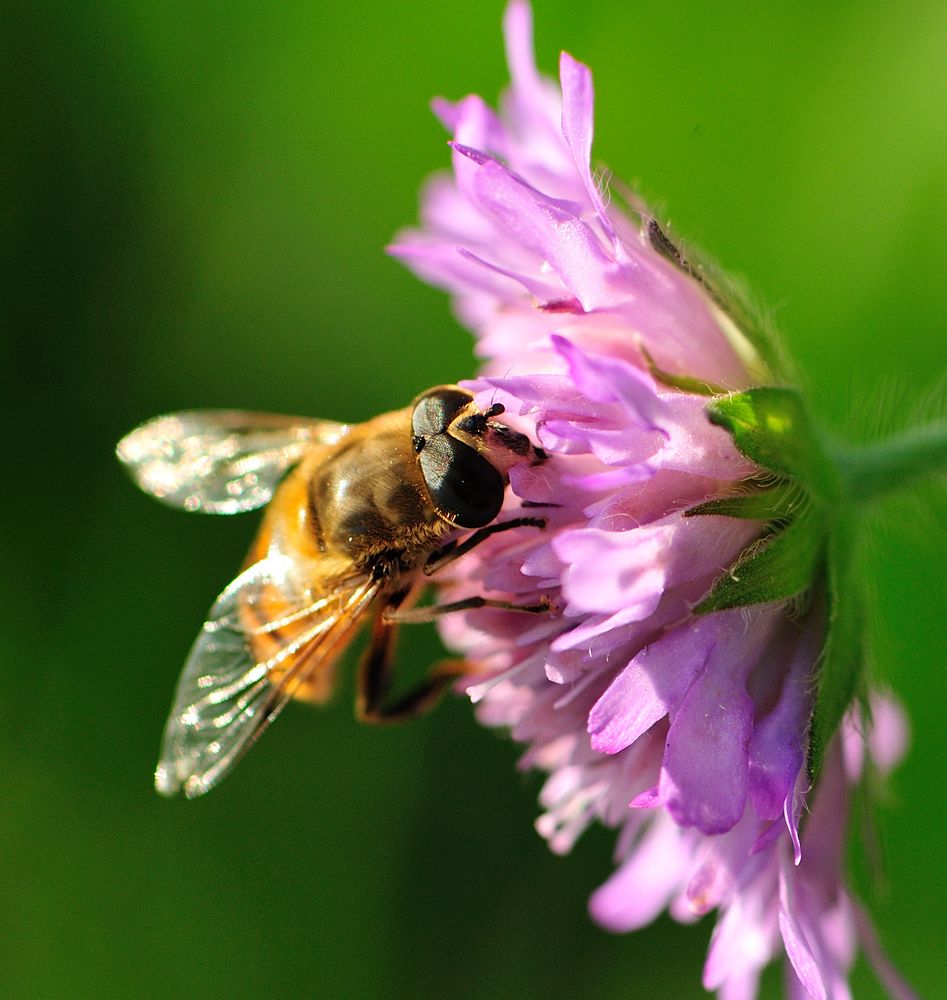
[807,517,865,779]
[694,502,826,614]
[684,480,801,523]
[707,388,837,501]
[640,345,727,397]
[699,385,873,775]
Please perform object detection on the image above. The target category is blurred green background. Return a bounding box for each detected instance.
[4,2,945,998]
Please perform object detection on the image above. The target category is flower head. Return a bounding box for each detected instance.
[391,3,915,998]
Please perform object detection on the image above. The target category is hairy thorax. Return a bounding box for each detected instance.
[252,409,449,582]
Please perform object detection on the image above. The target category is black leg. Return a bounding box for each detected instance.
[355,597,472,723]
[358,657,470,724]
[356,516,551,723]
[382,594,550,625]
[424,516,546,576]
[354,587,410,721]
[355,611,398,723]
[357,588,548,722]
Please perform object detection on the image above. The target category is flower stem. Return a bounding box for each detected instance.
[835,420,947,506]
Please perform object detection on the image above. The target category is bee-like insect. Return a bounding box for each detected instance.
[117,386,548,798]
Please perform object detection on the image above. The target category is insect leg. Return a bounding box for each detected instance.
[423,516,546,576]
[356,591,469,723]
[355,588,409,721]
[361,592,548,721]
[382,594,550,625]
[357,656,468,723]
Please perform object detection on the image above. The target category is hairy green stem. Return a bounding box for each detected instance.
[835,420,947,505]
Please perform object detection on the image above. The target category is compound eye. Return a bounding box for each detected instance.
[418,435,504,528]
[412,388,473,439]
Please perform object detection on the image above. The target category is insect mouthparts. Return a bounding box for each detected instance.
[456,413,487,436]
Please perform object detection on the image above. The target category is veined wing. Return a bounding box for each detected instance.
[155,554,380,798]
[117,410,349,514]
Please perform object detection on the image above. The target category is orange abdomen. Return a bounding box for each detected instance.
[239,452,362,704]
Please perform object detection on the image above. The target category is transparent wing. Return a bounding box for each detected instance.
[116,410,349,514]
[155,554,380,798]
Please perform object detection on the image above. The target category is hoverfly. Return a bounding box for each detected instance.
[117,387,548,798]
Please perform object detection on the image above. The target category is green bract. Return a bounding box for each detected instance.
[687,386,862,776]
[809,518,866,776]
[706,388,837,500]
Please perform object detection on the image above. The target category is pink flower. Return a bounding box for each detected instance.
[391,3,915,998]
[391,2,759,391]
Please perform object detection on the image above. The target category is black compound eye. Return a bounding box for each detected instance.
[412,388,473,439]
[418,434,505,528]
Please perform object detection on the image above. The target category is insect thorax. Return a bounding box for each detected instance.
[310,422,447,573]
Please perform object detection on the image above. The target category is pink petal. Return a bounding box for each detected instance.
[550,605,653,653]
[866,692,909,776]
[630,785,663,810]
[747,623,817,822]
[388,237,510,300]
[450,96,513,205]
[588,814,690,931]
[434,93,506,162]
[778,866,829,1000]
[456,246,564,301]
[687,812,762,915]
[558,52,615,243]
[464,152,620,309]
[658,392,760,480]
[552,335,666,425]
[661,679,753,834]
[502,0,540,96]
[418,166,494,243]
[553,523,674,616]
[485,372,601,416]
[501,1,573,182]
[703,865,775,995]
[588,614,717,754]
[785,779,805,865]
[660,609,779,834]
